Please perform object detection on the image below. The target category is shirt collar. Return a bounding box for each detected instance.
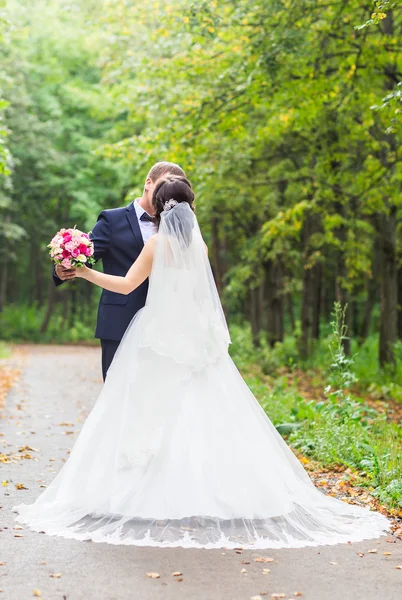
[134,198,152,220]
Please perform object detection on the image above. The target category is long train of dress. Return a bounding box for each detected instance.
[13,305,389,549]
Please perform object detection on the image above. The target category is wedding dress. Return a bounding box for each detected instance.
[13,203,389,548]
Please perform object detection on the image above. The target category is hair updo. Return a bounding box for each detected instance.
[152,175,195,226]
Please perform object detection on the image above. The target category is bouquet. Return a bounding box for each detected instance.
[48,227,95,269]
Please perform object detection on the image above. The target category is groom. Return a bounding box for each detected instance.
[54,161,186,380]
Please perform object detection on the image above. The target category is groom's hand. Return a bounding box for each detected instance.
[55,264,77,281]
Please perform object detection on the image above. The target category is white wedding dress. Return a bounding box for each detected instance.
[13,203,389,548]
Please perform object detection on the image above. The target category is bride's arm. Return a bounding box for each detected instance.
[76,236,157,295]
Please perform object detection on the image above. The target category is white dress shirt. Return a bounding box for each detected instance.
[134,199,158,243]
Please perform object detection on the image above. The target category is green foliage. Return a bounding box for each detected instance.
[0,303,96,343]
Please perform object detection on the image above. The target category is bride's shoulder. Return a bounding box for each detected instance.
[144,234,159,255]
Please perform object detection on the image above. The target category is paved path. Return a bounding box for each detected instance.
[1,346,401,600]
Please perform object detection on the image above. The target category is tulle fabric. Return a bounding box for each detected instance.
[13,204,389,548]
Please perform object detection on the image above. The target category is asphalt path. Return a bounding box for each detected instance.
[1,345,401,600]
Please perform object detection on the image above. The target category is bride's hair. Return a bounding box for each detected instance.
[152,175,195,226]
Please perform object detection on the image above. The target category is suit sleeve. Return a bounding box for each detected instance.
[90,211,111,263]
[52,211,111,287]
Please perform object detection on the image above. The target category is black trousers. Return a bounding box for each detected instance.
[100,339,121,382]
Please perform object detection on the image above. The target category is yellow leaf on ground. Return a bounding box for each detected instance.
[146,572,160,579]
[172,572,182,577]
[49,573,62,578]
[254,557,274,563]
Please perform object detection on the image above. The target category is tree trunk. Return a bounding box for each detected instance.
[312,263,322,340]
[249,285,263,347]
[299,213,320,359]
[287,293,295,333]
[397,266,402,340]
[378,208,397,367]
[265,261,284,347]
[0,262,7,312]
[360,247,379,342]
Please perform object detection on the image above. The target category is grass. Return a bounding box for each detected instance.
[0,342,10,359]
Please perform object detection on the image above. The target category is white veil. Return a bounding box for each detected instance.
[137,202,231,371]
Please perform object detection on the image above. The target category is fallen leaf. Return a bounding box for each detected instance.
[254,557,274,563]
[329,561,337,565]
[49,573,62,578]
[13,526,23,530]
[172,572,182,577]
[146,572,160,579]
[235,549,243,554]
[40,561,46,565]
[19,446,39,453]
[383,552,391,556]
[15,483,28,490]
[241,560,251,564]
[13,534,24,538]
[396,565,402,570]
[241,568,247,574]
[251,596,263,600]
[356,552,364,558]
[262,568,271,574]
[367,549,377,554]
[176,577,184,582]
[271,594,286,599]
[33,591,42,597]
[0,562,6,566]
[1,481,7,487]
[293,594,303,598]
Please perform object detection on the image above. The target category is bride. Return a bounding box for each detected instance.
[13,175,389,549]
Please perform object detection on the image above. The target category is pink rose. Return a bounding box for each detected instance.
[85,246,93,256]
[62,258,72,269]
[79,243,88,254]
[64,241,75,252]
[62,249,70,259]
[63,233,72,243]
[55,254,63,261]
[71,248,80,258]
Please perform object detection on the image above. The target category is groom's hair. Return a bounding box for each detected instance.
[147,161,186,182]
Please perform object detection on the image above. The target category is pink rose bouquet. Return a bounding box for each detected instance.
[48,227,95,269]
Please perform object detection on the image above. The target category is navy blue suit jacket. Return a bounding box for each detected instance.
[53,202,148,341]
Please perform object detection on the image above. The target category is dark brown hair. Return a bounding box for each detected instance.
[147,161,186,182]
[152,175,195,226]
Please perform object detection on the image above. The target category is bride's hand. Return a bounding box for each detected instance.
[75,266,89,279]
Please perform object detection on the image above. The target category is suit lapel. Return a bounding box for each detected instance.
[126,202,144,250]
